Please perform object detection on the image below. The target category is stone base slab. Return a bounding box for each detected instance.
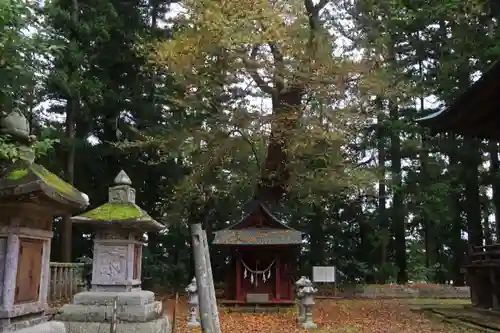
[300,321,317,329]
[57,301,162,323]
[63,316,170,333]
[72,291,154,306]
[5,321,66,333]
[0,314,47,332]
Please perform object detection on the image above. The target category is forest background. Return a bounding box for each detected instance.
[1,0,499,290]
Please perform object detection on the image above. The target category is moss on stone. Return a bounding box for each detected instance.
[1,162,87,205]
[31,165,79,196]
[79,202,146,221]
[7,168,28,180]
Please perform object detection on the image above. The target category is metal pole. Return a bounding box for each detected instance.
[201,229,221,333]
[191,223,214,333]
[109,297,117,333]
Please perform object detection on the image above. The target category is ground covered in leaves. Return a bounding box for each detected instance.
[163,298,476,333]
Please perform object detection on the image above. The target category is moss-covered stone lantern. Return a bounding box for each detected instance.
[0,111,89,333]
[71,170,164,291]
[58,171,168,333]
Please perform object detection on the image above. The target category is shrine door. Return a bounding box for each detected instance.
[240,251,276,299]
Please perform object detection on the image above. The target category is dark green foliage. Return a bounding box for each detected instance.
[1,0,499,288]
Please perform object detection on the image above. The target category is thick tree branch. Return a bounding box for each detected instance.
[295,0,330,91]
[228,129,261,169]
[242,45,275,95]
[304,0,329,16]
[269,42,285,92]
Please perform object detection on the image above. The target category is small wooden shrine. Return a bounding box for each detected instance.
[418,60,500,309]
[213,202,302,305]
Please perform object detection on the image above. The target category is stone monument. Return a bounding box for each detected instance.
[57,170,170,333]
[0,111,90,333]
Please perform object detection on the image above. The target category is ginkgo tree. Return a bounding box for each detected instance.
[147,0,387,206]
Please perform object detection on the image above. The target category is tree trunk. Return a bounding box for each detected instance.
[309,205,326,266]
[61,0,79,262]
[255,0,327,205]
[376,107,389,284]
[449,134,465,286]
[462,138,483,246]
[483,191,493,245]
[257,89,302,204]
[389,102,407,284]
[417,48,435,279]
[489,141,500,240]
[146,0,161,254]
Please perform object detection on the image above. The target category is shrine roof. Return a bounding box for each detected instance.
[212,228,303,245]
[225,201,298,231]
[214,201,302,245]
[417,60,500,140]
[71,171,164,231]
[0,161,89,211]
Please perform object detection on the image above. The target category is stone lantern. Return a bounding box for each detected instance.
[57,171,169,333]
[295,276,309,323]
[299,282,318,329]
[185,277,200,327]
[0,112,89,333]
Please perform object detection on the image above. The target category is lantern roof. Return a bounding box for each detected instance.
[71,170,164,231]
[0,161,90,211]
[0,111,89,212]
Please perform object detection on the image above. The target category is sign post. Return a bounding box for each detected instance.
[312,266,336,297]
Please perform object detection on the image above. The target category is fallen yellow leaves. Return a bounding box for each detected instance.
[163,298,471,333]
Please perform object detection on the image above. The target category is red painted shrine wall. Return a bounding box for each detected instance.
[224,246,296,301]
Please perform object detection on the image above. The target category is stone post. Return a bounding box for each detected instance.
[191,223,215,333]
[295,276,309,323]
[57,171,170,333]
[300,281,318,329]
[186,277,200,328]
[201,229,220,333]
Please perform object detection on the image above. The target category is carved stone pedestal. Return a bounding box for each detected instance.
[57,291,169,333]
[90,229,144,292]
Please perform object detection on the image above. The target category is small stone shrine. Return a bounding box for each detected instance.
[57,170,170,333]
[0,111,89,333]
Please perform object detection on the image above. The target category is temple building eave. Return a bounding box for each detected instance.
[417,60,500,140]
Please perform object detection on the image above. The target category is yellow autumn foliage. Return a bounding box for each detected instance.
[142,0,382,204]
